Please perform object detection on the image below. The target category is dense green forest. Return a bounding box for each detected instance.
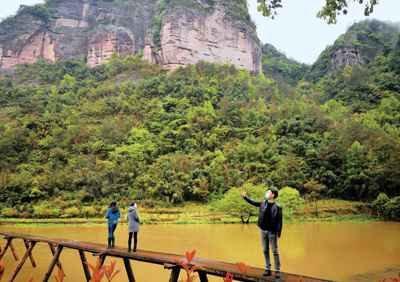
[0,21,399,219]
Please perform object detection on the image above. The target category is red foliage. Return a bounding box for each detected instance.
[104,260,120,282]
[185,250,196,263]
[0,260,4,282]
[87,257,120,282]
[223,272,234,282]
[235,262,248,274]
[54,268,65,282]
[178,250,199,282]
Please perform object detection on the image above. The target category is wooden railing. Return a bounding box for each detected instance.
[0,232,332,282]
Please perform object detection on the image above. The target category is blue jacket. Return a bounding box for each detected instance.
[105,208,120,225]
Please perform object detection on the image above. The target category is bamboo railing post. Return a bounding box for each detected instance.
[99,254,106,267]
[24,240,37,267]
[1,238,19,262]
[48,243,64,273]
[123,257,136,282]
[43,245,63,282]
[198,271,209,282]
[78,250,91,282]
[8,241,36,282]
[169,268,180,282]
[9,240,19,261]
[0,238,11,260]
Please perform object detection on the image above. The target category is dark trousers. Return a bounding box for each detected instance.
[108,223,117,247]
[128,232,138,251]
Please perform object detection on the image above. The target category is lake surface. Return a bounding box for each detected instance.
[0,222,399,281]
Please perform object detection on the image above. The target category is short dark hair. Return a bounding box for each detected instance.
[269,187,279,199]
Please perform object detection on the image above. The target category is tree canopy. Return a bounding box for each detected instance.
[257,0,379,23]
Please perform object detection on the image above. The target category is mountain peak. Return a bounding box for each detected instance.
[307,19,400,81]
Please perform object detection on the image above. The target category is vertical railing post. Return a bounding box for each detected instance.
[79,250,91,282]
[8,241,36,282]
[43,245,63,282]
[24,240,37,267]
[123,257,136,282]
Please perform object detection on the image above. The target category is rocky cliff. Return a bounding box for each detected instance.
[144,1,261,73]
[307,20,400,81]
[0,0,261,73]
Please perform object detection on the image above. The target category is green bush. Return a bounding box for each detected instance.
[62,207,81,218]
[101,206,109,216]
[33,205,61,218]
[82,206,98,218]
[277,186,305,218]
[1,208,19,218]
[371,192,390,217]
[383,196,400,221]
[211,183,265,223]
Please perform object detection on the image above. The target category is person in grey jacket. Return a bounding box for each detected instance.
[127,202,140,252]
[241,187,283,278]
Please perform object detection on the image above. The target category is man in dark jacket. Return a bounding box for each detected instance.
[242,187,282,277]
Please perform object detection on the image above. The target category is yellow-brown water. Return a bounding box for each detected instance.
[0,222,399,281]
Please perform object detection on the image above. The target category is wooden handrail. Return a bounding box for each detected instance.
[0,232,333,282]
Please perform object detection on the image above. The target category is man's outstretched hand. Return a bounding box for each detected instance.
[241,191,247,197]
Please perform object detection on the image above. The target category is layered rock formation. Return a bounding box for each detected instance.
[0,0,261,73]
[144,4,261,73]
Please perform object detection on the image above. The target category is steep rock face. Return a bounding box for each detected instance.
[0,0,158,69]
[0,31,55,69]
[0,0,261,73]
[144,5,261,73]
[330,47,363,71]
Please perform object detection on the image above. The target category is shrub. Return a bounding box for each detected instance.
[383,196,400,221]
[33,205,61,218]
[82,206,98,218]
[277,186,305,218]
[1,208,19,218]
[211,183,265,223]
[371,193,390,217]
[62,207,81,218]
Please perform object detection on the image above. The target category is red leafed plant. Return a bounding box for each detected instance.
[87,257,120,282]
[379,274,400,282]
[88,258,105,282]
[0,259,4,282]
[54,268,66,282]
[235,262,248,274]
[104,260,120,282]
[223,272,234,282]
[177,249,199,282]
[223,261,249,282]
[185,250,196,263]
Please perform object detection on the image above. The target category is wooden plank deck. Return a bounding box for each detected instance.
[0,232,333,282]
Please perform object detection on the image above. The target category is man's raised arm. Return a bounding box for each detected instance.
[241,191,261,207]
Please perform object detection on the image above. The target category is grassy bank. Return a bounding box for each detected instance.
[0,200,377,225]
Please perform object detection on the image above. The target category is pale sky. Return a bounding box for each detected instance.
[1,0,399,64]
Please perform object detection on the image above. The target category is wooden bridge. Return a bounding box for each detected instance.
[0,232,332,282]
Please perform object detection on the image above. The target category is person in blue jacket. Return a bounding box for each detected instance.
[105,201,120,248]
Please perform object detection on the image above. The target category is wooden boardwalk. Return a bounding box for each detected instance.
[0,231,333,282]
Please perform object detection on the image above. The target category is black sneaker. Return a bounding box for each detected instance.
[263,270,271,276]
[276,271,281,278]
